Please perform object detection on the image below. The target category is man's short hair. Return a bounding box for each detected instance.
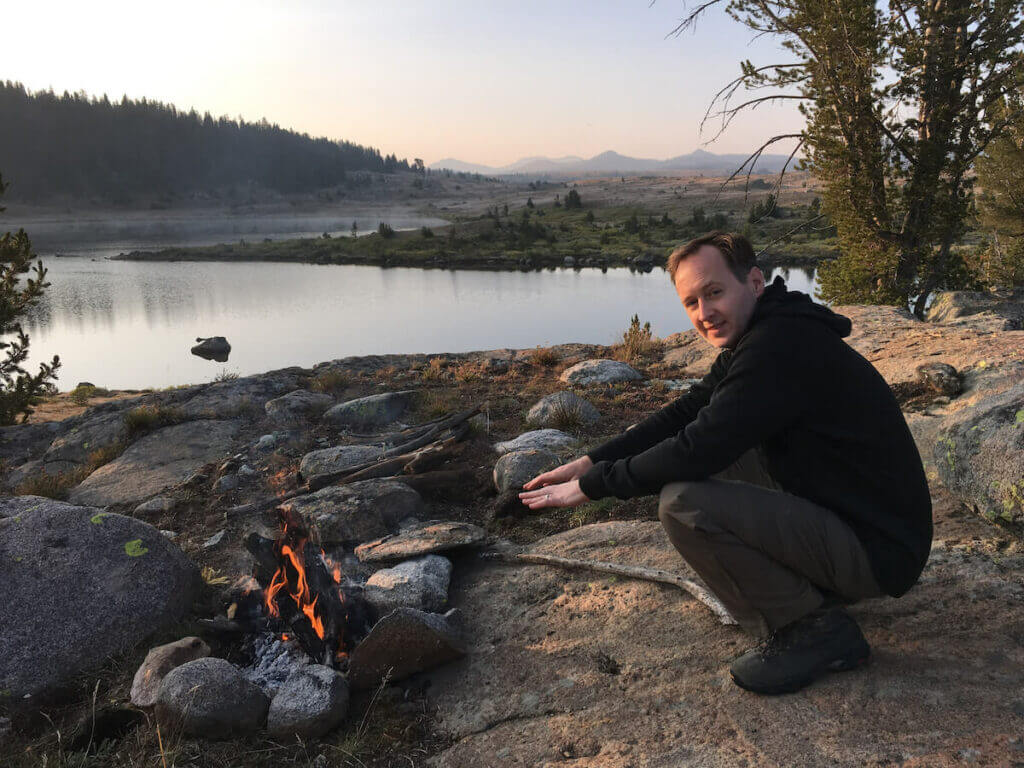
[666,231,757,285]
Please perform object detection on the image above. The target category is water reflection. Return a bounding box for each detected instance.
[21,258,819,390]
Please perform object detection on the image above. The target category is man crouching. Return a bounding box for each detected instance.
[519,231,932,695]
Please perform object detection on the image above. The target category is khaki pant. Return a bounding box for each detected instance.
[658,448,883,638]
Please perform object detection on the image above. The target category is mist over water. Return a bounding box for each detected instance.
[20,253,817,391]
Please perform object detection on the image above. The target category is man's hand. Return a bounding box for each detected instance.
[522,455,594,490]
[518,478,590,511]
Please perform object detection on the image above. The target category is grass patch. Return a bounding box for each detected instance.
[453,361,483,382]
[545,396,589,432]
[213,368,240,382]
[123,404,182,438]
[420,356,449,381]
[530,346,560,367]
[310,368,351,394]
[416,388,461,420]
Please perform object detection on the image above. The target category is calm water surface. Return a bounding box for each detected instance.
[22,256,817,390]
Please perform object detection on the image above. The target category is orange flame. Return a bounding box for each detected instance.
[262,515,329,641]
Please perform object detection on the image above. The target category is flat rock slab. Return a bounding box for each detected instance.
[493,429,578,455]
[559,359,643,386]
[424,512,1024,767]
[299,444,383,483]
[279,479,424,546]
[348,608,466,690]
[42,410,127,465]
[935,379,1024,526]
[355,521,488,563]
[0,497,200,712]
[264,389,334,424]
[322,390,417,431]
[68,420,240,507]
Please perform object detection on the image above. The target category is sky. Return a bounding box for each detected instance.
[3,0,804,167]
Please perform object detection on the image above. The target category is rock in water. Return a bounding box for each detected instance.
[280,479,424,546]
[266,665,349,739]
[559,359,643,386]
[355,521,488,563]
[264,390,334,424]
[526,391,601,428]
[191,336,231,361]
[131,637,211,708]
[364,555,453,613]
[493,449,560,493]
[493,429,577,455]
[0,497,200,713]
[322,391,417,431]
[156,658,268,739]
[348,608,465,690]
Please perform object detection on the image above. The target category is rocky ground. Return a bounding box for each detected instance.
[0,290,1021,767]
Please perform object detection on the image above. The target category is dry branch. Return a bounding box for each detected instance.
[490,551,736,626]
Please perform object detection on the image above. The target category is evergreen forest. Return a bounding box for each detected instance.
[0,82,410,203]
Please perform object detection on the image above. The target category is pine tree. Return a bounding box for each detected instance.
[674,0,1024,314]
[0,173,60,424]
[973,95,1024,288]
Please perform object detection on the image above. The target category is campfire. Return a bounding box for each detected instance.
[213,509,375,674]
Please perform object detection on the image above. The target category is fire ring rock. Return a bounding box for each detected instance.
[131,637,211,708]
[493,449,561,494]
[0,497,200,714]
[355,521,488,563]
[155,657,269,739]
[363,555,453,613]
[279,479,425,546]
[348,608,466,690]
[266,664,349,739]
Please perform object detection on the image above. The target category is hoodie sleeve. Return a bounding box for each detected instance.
[578,320,813,500]
[584,350,730,464]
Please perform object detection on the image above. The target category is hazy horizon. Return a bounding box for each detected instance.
[6,0,803,168]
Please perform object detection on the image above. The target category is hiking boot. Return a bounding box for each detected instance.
[729,606,870,695]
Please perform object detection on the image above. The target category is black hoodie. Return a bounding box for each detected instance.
[578,276,933,597]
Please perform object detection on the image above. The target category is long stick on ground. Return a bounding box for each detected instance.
[507,552,737,626]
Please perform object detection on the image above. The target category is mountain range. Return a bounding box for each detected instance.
[430,149,796,176]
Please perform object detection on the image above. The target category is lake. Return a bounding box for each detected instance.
[20,252,817,391]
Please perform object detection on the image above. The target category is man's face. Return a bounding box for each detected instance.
[673,244,765,349]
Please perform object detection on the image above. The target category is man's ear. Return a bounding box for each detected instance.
[750,267,766,298]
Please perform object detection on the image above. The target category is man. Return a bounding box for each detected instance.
[519,231,932,695]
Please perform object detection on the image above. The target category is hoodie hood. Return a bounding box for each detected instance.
[746,275,852,339]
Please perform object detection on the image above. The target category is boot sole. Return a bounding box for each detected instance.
[730,646,871,696]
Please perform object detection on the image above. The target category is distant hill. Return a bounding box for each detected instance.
[0,82,411,203]
[430,148,795,176]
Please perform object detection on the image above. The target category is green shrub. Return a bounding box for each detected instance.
[70,384,97,406]
[620,314,655,363]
